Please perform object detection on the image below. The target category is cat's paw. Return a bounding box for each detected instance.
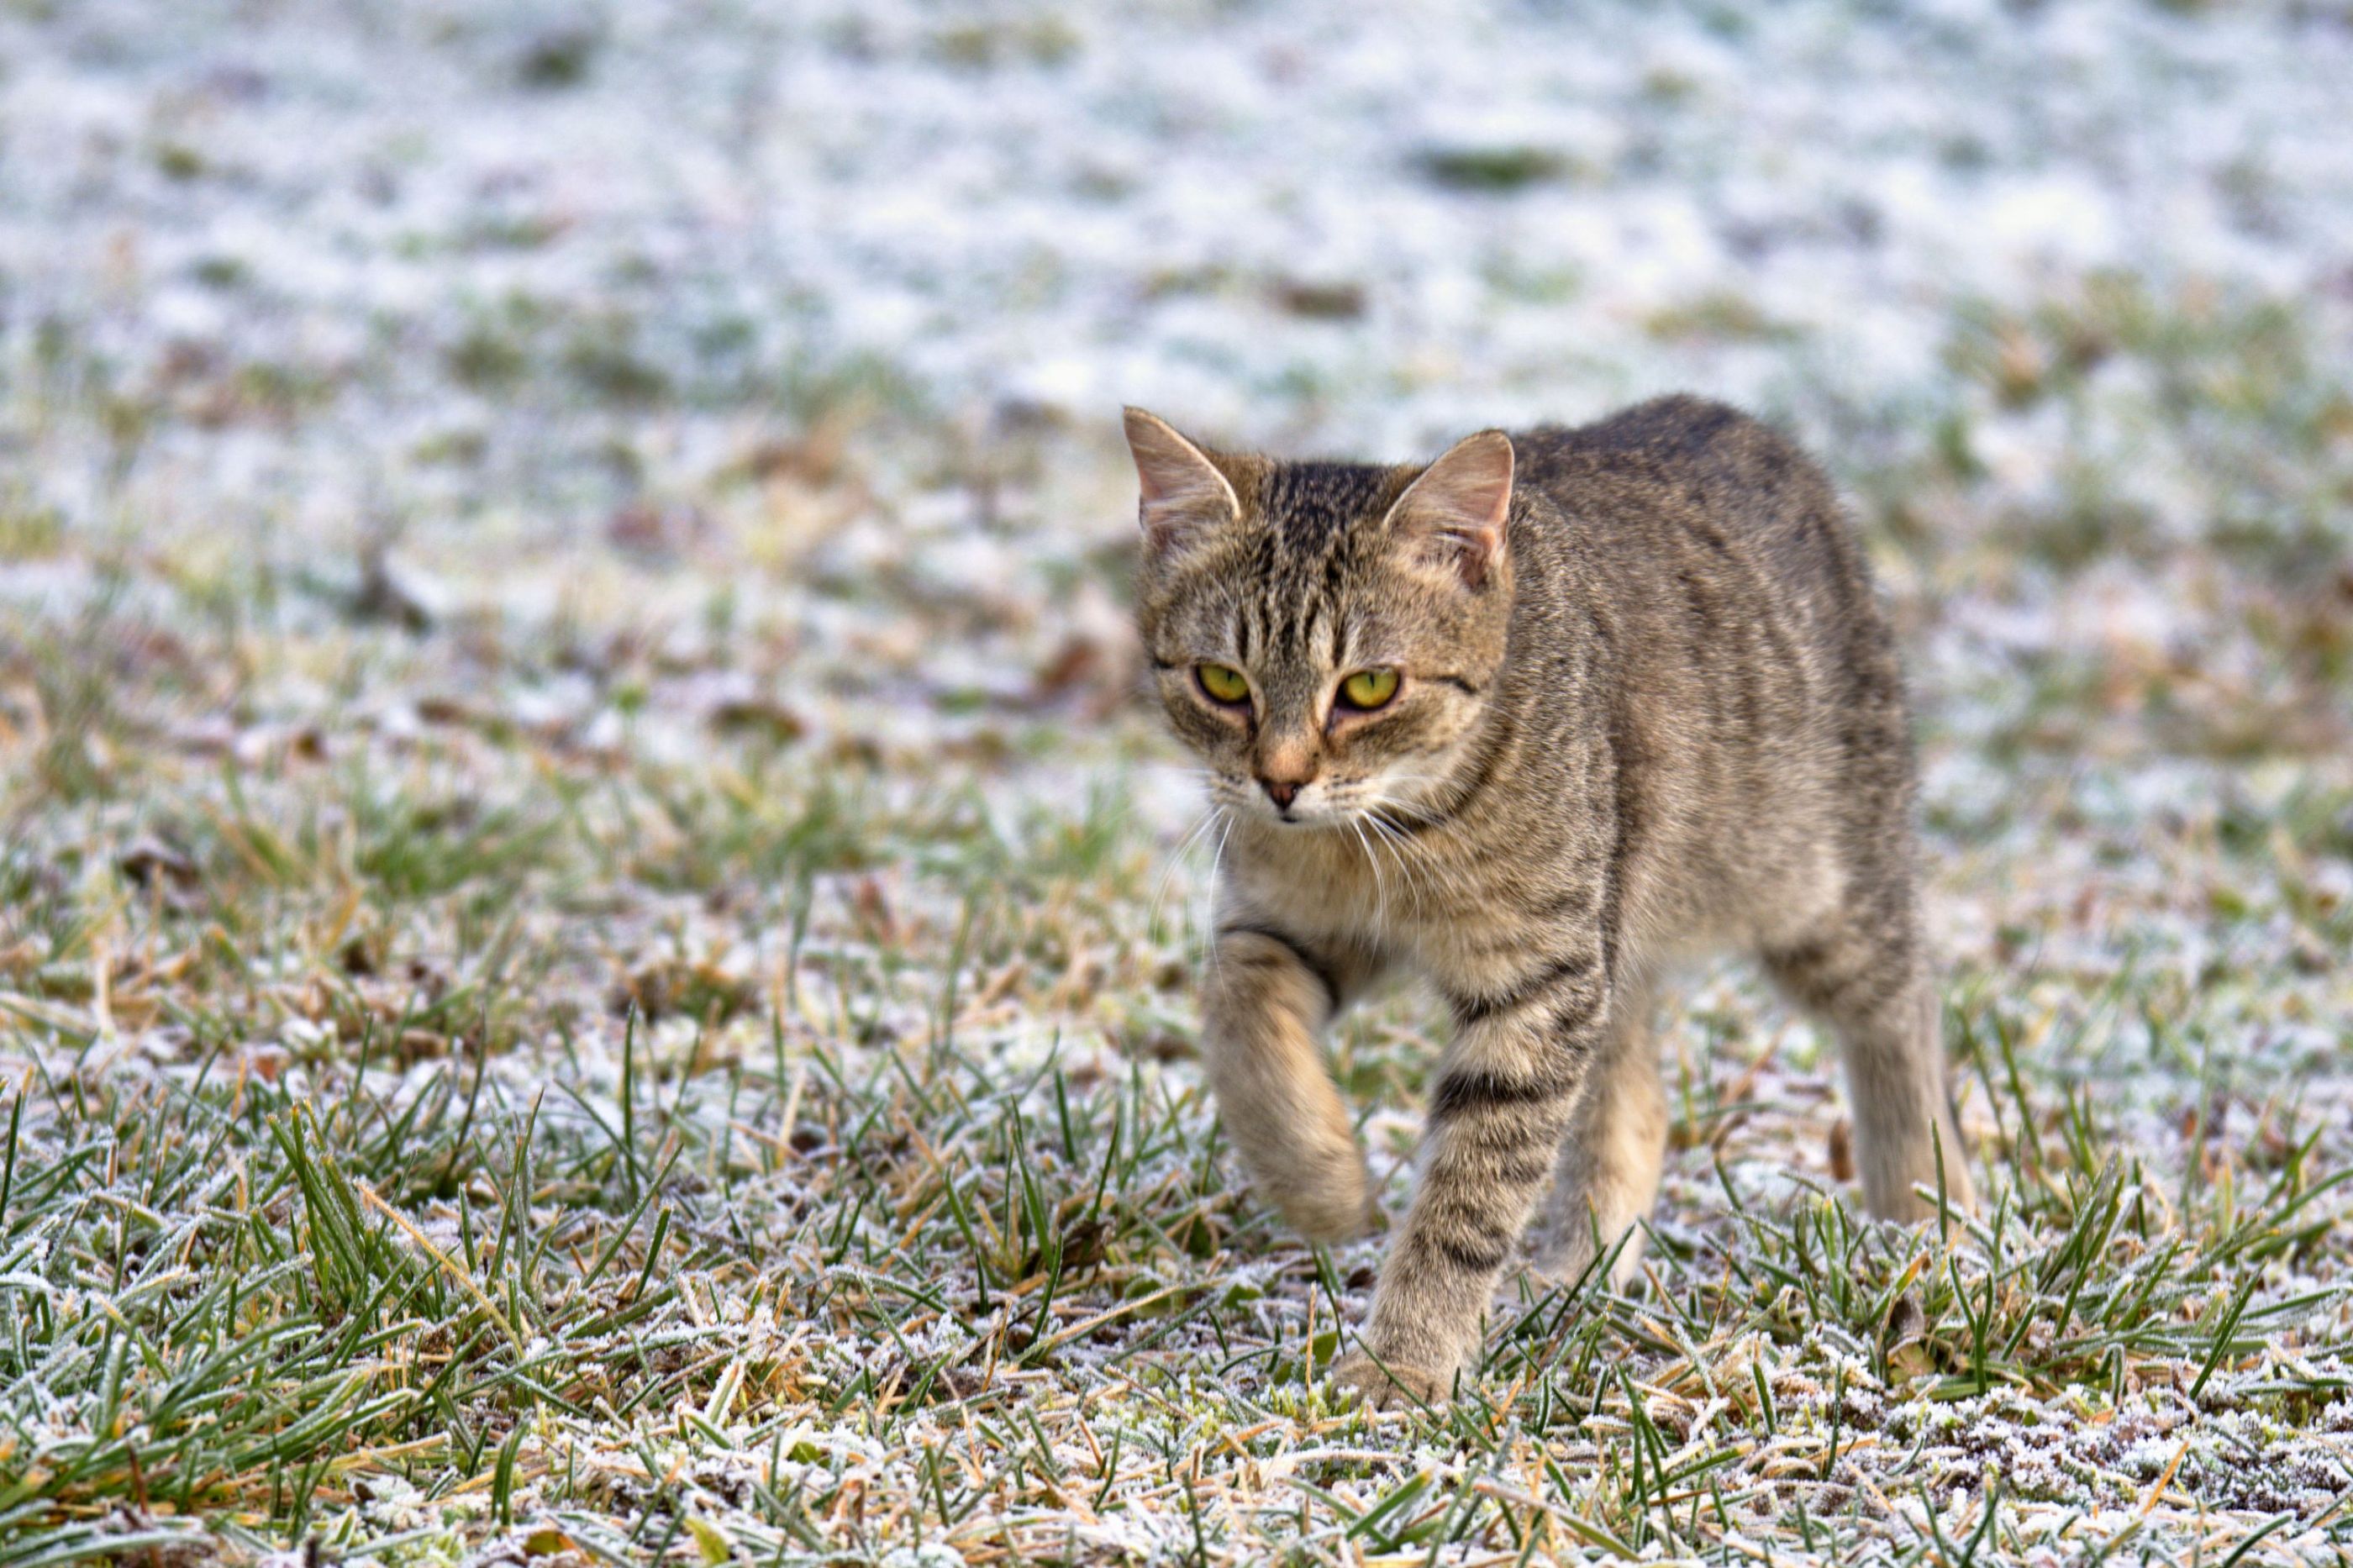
[1329,1350,1451,1411]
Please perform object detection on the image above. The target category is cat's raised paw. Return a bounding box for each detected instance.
[1329,1350,1450,1412]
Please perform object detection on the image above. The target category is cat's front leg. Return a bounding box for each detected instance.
[1200,922,1375,1243]
[1332,944,1608,1408]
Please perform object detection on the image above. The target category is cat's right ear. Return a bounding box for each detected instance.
[1124,408,1239,556]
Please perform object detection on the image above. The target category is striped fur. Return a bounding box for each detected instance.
[1128,396,1977,1408]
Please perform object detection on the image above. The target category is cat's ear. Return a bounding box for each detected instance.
[1383,430,1513,589]
[1124,408,1239,556]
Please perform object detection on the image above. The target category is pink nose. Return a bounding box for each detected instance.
[1261,780,1298,808]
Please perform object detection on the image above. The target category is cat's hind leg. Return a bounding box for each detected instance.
[1763,883,1975,1222]
[1202,923,1378,1243]
[1528,987,1665,1287]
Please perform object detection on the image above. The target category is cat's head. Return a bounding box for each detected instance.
[1125,408,1515,831]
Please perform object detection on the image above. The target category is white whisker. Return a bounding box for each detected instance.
[1361,808,1433,918]
[1147,804,1224,939]
[1345,814,1388,934]
[1203,807,1238,988]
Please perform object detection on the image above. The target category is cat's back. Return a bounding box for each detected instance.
[1513,397,1855,581]
[1508,396,1883,671]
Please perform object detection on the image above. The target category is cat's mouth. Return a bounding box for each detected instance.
[1234,784,1381,829]
[1256,797,1313,826]
[1213,771,1427,832]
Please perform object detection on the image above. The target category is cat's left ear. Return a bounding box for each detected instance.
[1384,430,1513,590]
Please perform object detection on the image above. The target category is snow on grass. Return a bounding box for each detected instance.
[2,0,2350,1563]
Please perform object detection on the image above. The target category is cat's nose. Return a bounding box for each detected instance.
[1255,737,1316,812]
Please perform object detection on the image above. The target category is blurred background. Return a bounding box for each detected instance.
[6,1,2350,763]
[8,1,2352,720]
[3,3,2352,1559]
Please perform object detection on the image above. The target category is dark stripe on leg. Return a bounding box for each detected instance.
[1445,951,1598,1027]
[1430,1234,1513,1275]
[1426,1064,1580,1122]
[1548,990,1603,1040]
[1495,1153,1557,1187]
[1218,923,1340,1013]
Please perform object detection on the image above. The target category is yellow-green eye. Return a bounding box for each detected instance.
[1197,663,1250,704]
[1339,668,1400,710]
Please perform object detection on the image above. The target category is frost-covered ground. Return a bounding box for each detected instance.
[3,1,2351,1564]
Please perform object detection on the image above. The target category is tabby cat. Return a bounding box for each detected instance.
[1126,396,1976,1408]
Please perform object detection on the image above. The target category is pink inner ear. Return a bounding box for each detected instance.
[1388,431,1513,586]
